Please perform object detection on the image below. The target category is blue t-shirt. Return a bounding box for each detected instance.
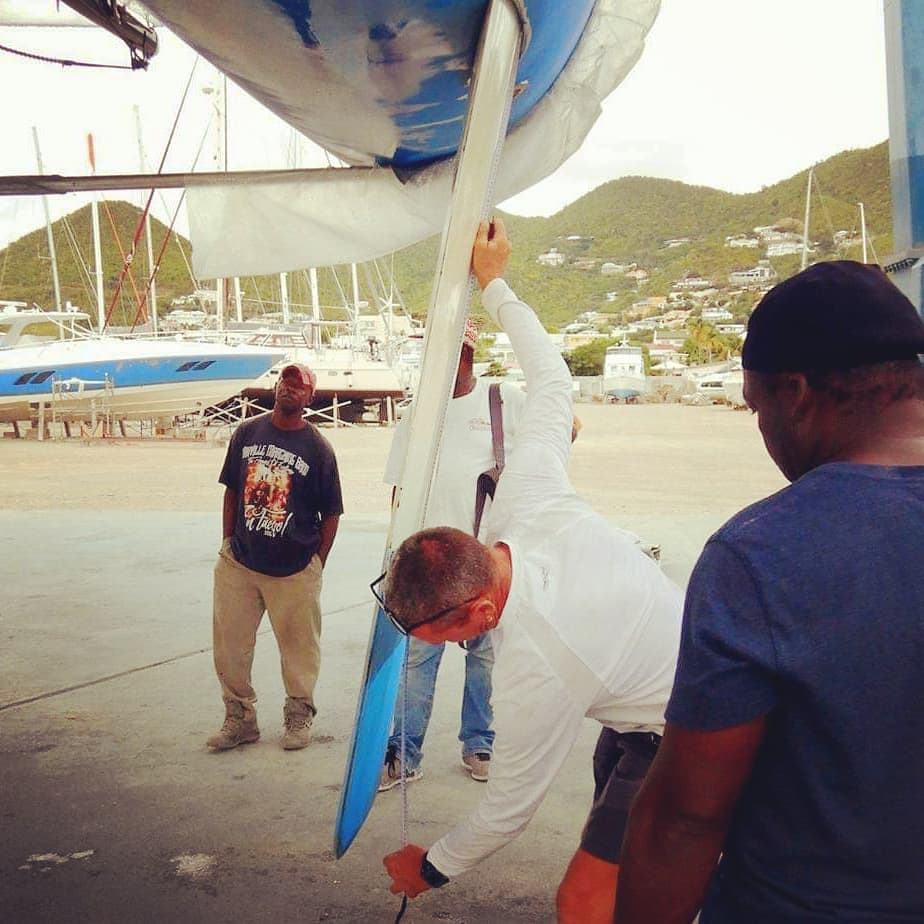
[667,463,924,923]
[219,416,343,577]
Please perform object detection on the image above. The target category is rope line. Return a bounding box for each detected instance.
[0,598,370,713]
[0,41,136,70]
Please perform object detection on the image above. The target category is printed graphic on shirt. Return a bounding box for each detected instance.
[240,442,310,539]
[468,415,492,432]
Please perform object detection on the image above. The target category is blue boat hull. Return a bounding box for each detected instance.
[0,341,284,420]
[143,0,597,169]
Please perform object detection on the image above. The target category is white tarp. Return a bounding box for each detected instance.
[187,0,660,277]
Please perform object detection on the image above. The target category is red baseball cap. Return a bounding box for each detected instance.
[279,363,317,390]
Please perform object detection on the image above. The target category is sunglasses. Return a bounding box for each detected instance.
[370,572,479,636]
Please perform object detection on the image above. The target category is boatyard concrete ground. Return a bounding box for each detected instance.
[0,403,786,923]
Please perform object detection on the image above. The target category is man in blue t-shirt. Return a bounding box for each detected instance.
[617,262,924,923]
[207,363,343,752]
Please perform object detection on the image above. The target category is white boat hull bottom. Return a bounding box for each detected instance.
[253,353,406,400]
[0,379,255,424]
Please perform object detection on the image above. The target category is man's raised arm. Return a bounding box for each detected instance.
[471,218,573,466]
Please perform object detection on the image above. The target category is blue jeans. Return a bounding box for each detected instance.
[387,632,495,771]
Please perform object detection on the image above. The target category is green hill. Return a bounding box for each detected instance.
[0,141,892,332]
[392,140,892,329]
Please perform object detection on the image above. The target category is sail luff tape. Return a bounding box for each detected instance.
[508,0,532,54]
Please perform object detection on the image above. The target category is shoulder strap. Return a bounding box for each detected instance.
[488,382,505,472]
[473,383,505,536]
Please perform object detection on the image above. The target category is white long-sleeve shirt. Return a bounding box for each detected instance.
[426,279,683,878]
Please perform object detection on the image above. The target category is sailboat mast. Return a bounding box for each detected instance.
[859,202,868,263]
[233,277,244,322]
[32,127,62,312]
[350,263,361,349]
[133,106,158,332]
[309,267,320,324]
[279,272,290,325]
[800,167,813,271]
[87,134,105,334]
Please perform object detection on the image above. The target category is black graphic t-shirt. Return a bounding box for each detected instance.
[219,416,343,576]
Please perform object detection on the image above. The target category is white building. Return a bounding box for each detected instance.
[729,262,777,288]
[537,248,566,267]
[726,235,760,248]
[702,306,734,322]
[673,274,714,291]
[766,240,806,257]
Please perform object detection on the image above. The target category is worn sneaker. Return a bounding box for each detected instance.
[461,752,491,782]
[377,746,423,792]
[282,697,314,750]
[206,701,260,750]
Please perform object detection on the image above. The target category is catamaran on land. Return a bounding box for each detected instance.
[0,302,284,425]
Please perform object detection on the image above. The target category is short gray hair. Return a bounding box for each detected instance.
[384,527,491,629]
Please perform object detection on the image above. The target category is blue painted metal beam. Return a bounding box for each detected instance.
[884,0,924,310]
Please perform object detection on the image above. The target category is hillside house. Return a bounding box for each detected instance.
[563,331,601,350]
[663,237,691,248]
[600,261,635,276]
[717,323,746,338]
[767,240,806,257]
[729,262,777,288]
[631,296,668,314]
[702,306,734,322]
[648,342,684,364]
[572,257,598,271]
[625,267,650,282]
[662,309,693,326]
[653,331,686,348]
[537,248,566,267]
[726,235,760,248]
[673,273,714,290]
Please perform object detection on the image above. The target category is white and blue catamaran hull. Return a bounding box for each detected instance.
[0,339,285,422]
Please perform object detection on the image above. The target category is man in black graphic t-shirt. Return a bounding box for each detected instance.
[208,363,343,751]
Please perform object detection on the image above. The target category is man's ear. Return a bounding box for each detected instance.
[470,597,498,631]
[785,373,814,422]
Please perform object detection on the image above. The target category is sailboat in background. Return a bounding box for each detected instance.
[0,130,284,429]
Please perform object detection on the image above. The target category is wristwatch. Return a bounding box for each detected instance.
[419,853,449,889]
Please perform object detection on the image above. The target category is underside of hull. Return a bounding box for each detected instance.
[156,0,660,275]
[604,374,647,396]
[140,0,598,170]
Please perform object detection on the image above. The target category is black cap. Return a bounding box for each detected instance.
[742,261,924,373]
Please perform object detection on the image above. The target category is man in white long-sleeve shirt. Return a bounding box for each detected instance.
[380,219,683,921]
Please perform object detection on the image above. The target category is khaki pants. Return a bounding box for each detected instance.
[212,539,323,714]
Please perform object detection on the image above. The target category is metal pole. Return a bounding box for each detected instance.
[233,277,244,322]
[134,106,158,332]
[859,202,868,263]
[32,127,62,312]
[800,167,813,271]
[309,267,320,323]
[87,134,105,334]
[280,272,290,325]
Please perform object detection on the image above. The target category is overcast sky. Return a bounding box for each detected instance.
[0,0,891,250]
